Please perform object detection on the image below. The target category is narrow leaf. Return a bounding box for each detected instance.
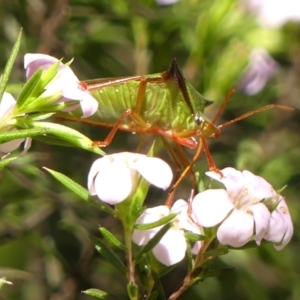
[0,29,22,101]
[19,61,60,109]
[151,270,166,300]
[157,265,176,277]
[43,167,114,214]
[185,232,207,242]
[82,288,108,299]
[134,213,176,230]
[0,128,47,143]
[16,120,105,155]
[203,246,229,259]
[0,157,18,169]
[99,227,127,251]
[89,235,127,275]
[147,291,159,300]
[16,69,43,108]
[191,267,234,284]
[134,223,171,264]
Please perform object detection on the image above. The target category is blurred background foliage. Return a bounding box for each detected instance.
[0,0,300,299]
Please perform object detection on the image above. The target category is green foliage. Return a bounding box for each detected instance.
[0,0,299,299]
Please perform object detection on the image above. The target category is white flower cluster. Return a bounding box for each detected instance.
[88,153,293,266]
[0,54,99,155]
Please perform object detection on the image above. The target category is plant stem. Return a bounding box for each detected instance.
[168,239,212,300]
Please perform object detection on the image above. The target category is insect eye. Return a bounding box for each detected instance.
[195,114,203,125]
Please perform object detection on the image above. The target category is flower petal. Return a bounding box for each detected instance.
[24,53,62,78]
[88,156,112,196]
[94,163,133,204]
[242,170,275,200]
[152,229,187,266]
[192,189,234,227]
[78,92,99,118]
[0,92,16,119]
[217,209,254,247]
[248,203,270,245]
[172,199,200,234]
[133,156,173,190]
[132,206,170,245]
[206,168,245,198]
[265,198,293,250]
[0,139,25,154]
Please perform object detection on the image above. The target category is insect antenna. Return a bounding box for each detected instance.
[218,104,294,129]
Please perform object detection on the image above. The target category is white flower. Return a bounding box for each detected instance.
[24,53,98,118]
[244,0,300,28]
[0,92,31,155]
[192,167,293,249]
[88,152,173,205]
[155,0,180,5]
[264,197,293,250]
[132,199,201,266]
[238,48,277,95]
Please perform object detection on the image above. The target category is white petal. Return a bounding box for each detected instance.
[132,206,170,245]
[242,170,275,200]
[133,157,173,190]
[265,198,293,250]
[94,163,133,204]
[191,241,203,255]
[192,189,234,227]
[79,92,99,118]
[87,156,112,195]
[171,199,200,234]
[20,138,32,156]
[152,229,187,266]
[24,53,59,68]
[0,139,25,154]
[24,53,62,79]
[248,203,270,245]
[0,92,16,119]
[206,167,245,198]
[171,199,188,213]
[217,209,254,247]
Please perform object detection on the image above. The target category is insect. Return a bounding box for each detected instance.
[61,59,293,190]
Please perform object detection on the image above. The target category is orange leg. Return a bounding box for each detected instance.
[92,76,164,148]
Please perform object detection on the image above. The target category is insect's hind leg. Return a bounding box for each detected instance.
[92,76,161,147]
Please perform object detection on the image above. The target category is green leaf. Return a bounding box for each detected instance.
[0,29,22,101]
[191,267,234,284]
[203,246,229,259]
[0,128,48,143]
[16,69,43,108]
[127,281,138,300]
[99,227,127,251]
[16,120,105,155]
[151,270,166,300]
[0,157,18,169]
[134,222,172,264]
[89,235,127,275]
[156,265,176,277]
[185,232,207,242]
[44,167,89,199]
[147,291,159,300]
[43,167,114,214]
[134,213,176,230]
[82,288,108,299]
[17,61,60,110]
[25,112,55,121]
[186,239,194,271]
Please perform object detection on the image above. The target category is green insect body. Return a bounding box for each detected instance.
[82,59,219,149]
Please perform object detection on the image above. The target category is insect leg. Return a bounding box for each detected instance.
[92,77,161,147]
